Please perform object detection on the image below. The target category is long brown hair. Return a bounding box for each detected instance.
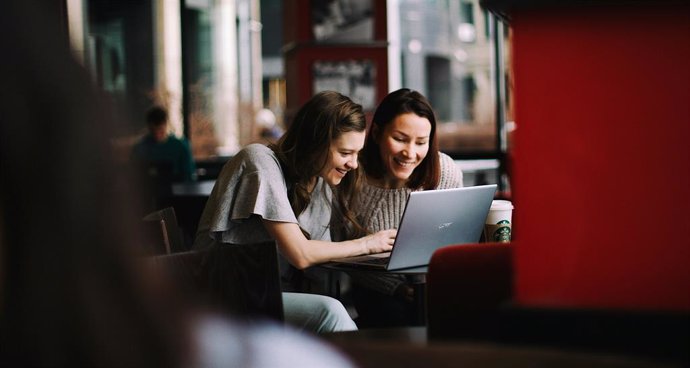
[362,88,441,190]
[271,91,367,237]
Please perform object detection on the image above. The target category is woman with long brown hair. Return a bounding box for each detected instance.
[353,88,464,327]
[194,91,397,333]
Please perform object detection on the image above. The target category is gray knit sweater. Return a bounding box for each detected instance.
[350,152,463,295]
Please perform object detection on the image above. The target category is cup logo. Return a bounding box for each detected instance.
[484,200,513,243]
[492,220,511,242]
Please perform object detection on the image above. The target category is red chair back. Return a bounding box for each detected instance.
[426,243,512,340]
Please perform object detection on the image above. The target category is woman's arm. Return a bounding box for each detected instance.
[262,220,396,269]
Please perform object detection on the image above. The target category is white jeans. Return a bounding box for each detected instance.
[282,292,358,333]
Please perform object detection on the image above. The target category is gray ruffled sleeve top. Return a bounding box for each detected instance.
[193,144,332,251]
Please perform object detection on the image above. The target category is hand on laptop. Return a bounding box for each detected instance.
[361,228,397,254]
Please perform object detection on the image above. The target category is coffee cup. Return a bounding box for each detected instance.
[483,200,513,243]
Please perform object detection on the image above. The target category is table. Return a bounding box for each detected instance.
[171,180,215,197]
[321,327,672,368]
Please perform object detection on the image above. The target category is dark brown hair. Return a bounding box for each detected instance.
[271,91,367,237]
[146,106,168,127]
[361,88,441,189]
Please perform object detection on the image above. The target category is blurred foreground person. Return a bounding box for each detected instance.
[0,2,353,367]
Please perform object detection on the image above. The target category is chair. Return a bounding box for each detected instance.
[133,160,176,212]
[426,242,513,341]
[425,243,690,365]
[142,207,186,254]
[161,194,209,250]
[144,241,284,323]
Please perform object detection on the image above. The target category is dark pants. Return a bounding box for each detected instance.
[351,284,417,328]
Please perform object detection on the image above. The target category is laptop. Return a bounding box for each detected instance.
[331,184,497,271]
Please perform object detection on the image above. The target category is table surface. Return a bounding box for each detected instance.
[323,330,673,368]
[171,180,215,196]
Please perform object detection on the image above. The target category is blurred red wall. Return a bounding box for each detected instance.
[511,4,690,311]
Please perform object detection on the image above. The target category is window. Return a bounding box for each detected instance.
[398,0,498,156]
[397,0,511,190]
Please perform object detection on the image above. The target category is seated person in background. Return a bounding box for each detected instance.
[351,88,463,327]
[131,106,196,182]
[193,91,397,333]
[0,3,354,366]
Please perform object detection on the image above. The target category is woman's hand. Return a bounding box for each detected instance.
[263,221,396,268]
[360,229,397,254]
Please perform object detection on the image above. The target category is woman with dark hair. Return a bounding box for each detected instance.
[352,88,464,327]
[194,91,397,333]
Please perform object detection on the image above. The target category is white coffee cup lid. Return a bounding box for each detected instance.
[490,200,513,210]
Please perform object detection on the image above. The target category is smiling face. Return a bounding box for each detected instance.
[319,130,366,186]
[375,113,432,188]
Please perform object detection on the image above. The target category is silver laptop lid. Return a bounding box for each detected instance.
[386,184,497,270]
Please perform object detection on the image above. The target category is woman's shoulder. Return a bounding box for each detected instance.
[216,144,284,183]
[437,151,464,188]
[437,151,459,172]
[239,143,274,158]
[234,144,280,167]
[437,151,454,165]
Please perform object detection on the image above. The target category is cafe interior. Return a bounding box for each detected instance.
[1,0,688,366]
